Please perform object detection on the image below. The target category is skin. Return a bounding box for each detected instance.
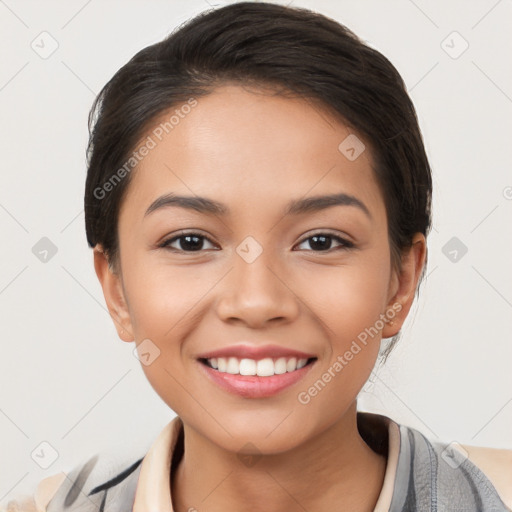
[94,84,426,512]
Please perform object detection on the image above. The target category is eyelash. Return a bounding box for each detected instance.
[158,230,354,253]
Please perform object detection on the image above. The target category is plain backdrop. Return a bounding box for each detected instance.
[1,0,511,501]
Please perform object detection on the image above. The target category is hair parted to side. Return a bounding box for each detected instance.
[84,1,432,360]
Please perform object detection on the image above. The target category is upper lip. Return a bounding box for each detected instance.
[197,344,316,361]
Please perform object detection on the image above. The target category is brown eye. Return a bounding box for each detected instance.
[159,232,217,252]
[295,233,354,252]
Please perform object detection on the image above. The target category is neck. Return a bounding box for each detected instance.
[171,403,387,512]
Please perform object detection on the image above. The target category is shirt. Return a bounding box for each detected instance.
[3,411,511,511]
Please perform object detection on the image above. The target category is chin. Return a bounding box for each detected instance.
[197,409,314,455]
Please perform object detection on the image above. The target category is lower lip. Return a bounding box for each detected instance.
[198,360,316,398]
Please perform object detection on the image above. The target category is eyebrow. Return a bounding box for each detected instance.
[144,192,371,219]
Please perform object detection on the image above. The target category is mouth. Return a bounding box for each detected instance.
[197,356,318,398]
[199,356,317,376]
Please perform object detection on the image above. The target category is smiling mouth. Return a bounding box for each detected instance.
[198,356,317,377]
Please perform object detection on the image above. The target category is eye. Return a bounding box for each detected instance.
[158,231,217,252]
[295,232,354,252]
[158,230,353,253]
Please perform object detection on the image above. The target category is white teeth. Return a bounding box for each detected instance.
[226,357,239,374]
[274,357,287,375]
[257,358,274,377]
[217,357,227,372]
[297,358,307,369]
[286,357,297,372]
[239,358,256,375]
[206,356,311,376]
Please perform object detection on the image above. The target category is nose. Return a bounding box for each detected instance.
[215,244,300,329]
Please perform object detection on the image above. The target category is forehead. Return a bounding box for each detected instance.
[119,84,385,223]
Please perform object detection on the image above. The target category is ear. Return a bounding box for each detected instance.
[382,233,427,338]
[93,245,134,342]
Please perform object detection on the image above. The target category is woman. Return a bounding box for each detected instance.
[4,2,511,511]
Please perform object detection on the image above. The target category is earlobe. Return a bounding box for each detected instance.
[93,245,134,342]
[382,233,427,338]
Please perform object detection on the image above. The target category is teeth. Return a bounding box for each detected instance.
[239,358,256,375]
[206,356,310,376]
[274,357,287,375]
[257,358,274,377]
[286,357,297,372]
[226,357,239,374]
[297,358,307,369]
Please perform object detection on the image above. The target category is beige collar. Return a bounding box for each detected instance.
[132,413,400,512]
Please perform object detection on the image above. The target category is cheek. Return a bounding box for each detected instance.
[123,255,211,339]
[299,256,391,342]
[293,262,389,420]
[122,259,206,412]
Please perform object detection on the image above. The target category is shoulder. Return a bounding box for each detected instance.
[0,473,68,512]
[393,421,512,511]
[460,443,512,511]
[0,449,146,512]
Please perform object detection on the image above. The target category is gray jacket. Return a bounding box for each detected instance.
[5,413,511,512]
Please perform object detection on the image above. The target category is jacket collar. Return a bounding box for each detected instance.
[133,412,400,512]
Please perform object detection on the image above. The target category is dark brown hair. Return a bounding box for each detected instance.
[84,2,432,359]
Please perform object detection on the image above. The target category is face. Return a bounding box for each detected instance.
[96,84,421,455]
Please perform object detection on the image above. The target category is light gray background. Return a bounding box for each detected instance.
[1,0,511,502]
